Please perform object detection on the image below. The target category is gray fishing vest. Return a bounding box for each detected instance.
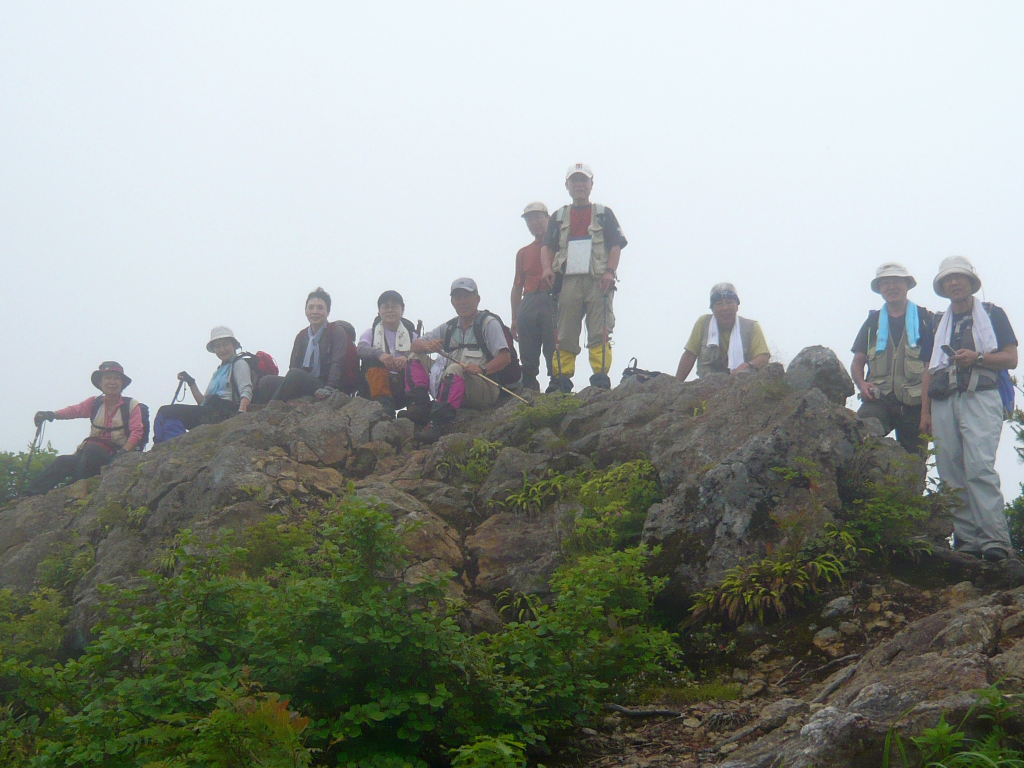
[696,316,756,378]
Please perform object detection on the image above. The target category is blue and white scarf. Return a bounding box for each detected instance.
[204,361,233,403]
[303,325,326,378]
[875,302,920,353]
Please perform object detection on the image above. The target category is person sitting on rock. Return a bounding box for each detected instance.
[357,290,432,421]
[411,278,512,443]
[255,287,357,403]
[850,262,934,455]
[25,361,145,496]
[675,283,771,381]
[152,326,252,443]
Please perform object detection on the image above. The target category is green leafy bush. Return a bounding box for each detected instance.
[842,476,938,561]
[0,496,678,766]
[565,459,664,555]
[0,443,59,501]
[505,394,581,439]
[450,735,526,768]
[690,548,846,624]
[437,439,504,484]
[485,546,679,730]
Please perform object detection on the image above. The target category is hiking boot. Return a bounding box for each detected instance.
[521,374,540,392]
[547,376,573,394]
[414,422,445,445]
[400,401,431,426]
[414,403,456,445]
[984,547,1010,563]
[373,396,397,417]
[589,373,612,389]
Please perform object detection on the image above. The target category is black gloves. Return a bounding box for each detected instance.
[178,371,197,386]
[34,411,55,427]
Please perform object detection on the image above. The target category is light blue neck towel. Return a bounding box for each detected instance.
[204,360,233,403]
[876,302,920,353]
[303,324,326,378]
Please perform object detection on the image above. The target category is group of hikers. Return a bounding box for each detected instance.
[15,164,1022,569]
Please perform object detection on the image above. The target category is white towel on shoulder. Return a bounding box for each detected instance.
[928,299,998,372]
[708,315,746,371]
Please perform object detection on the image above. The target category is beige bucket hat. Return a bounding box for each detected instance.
[206,325,240,353]
[870,262,917,293]
[521,201,549,217]
[933,255,981,298]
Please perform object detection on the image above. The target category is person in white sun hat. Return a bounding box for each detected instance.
[153,326,253,444]
[850,262,935,455]
[921,256,1019,564]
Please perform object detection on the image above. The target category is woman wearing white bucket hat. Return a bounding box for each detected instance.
[921,256,1019,563]
[152,326,254,443]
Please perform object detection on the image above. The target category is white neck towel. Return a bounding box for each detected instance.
[708,315,746,371]
[928,298,998,372]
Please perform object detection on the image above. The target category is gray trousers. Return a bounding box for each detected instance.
[932,388,1009,553]
[516,291,555,381]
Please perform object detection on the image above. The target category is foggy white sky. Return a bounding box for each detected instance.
[2,3,1023,493]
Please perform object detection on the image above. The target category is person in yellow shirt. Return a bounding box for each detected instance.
[675,283,770,381]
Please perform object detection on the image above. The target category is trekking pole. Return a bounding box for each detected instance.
[600,297,607,376]
[172,380,186,403]
[19,422,44,495]
[434,349,531,406]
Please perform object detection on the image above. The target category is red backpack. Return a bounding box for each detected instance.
[334,321,362,394]
[230,351,279,401]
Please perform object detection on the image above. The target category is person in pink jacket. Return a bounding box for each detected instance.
[24,361,144,497]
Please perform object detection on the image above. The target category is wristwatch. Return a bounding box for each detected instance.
[976,354,985,367]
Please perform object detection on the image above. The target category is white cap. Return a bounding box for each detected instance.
[522,201,549,217]
[565,163,594,180]
[450,277,479,295]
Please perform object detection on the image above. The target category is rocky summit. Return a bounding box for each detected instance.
[3,346,1020,767]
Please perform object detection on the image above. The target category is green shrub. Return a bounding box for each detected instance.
[500,458,663,557]
[0,496,679,766]
[564,458,663,556]
[0,588,67,665]
[506,394,581,438]
[450,735,526,768]
[36,535,95,597]
[842,476,936,561]
[1006,485,1024,556]
[437,439,504,484]
[0,443,59,501]
[690,548,846,625]
[485,546,679,729]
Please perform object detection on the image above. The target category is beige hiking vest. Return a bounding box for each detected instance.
[866,318,925,405]
[551,203,608,279]
[81,397,138,450]
[696,316,755,378]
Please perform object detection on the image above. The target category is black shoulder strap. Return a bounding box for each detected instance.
[372,316,381,331]
[474,311,495,363]
[229,354,242,403]
[401,318,417,336]
[442,317,459,352]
